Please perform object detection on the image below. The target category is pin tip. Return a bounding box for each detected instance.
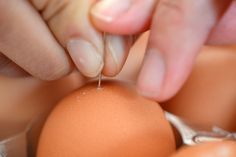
[97,73,102,89]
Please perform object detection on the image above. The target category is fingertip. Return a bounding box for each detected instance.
[91,0,131,24]
[137,0,228,102]
[136,46,193,102]
[90,0,155,35]
[67,39,104,78]
[136,49,166,101]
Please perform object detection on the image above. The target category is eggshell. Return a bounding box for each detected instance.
[37,81,175,157]
[163,46,236,131]
[170,141,236,157]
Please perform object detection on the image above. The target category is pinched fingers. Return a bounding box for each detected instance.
[0,0,72,80]
[31,0,105,77]
[91,0,233,101]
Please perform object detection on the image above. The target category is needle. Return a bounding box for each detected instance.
[97,32,106,89]
[97,73,102,89]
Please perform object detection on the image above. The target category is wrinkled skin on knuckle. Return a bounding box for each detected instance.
[158,0,186,17]
[31,0,102,45]
[39,0,102,49]
[35,61,71,81]
[31,0,77,46]
[154,0,189,31]
[30,0,48,11]
[30,0,70,21]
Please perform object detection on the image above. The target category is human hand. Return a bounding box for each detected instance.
[90,0,236,101]
[0,0,132,80]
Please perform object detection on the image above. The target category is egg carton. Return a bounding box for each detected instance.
[0,130,28,157]
[0,129,28,157]
[165,112,236,145]
[0,118,34,157]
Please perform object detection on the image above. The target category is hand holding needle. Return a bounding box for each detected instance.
[97,73,102,89]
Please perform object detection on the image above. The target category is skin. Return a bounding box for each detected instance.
[1,0,236,102]
[0,0,132,79]
[90,0,236,101]
[1,34,235,156]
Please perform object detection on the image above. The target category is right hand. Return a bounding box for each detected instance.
[90,0,236,101]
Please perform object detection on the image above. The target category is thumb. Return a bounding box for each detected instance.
[90,0,158,34]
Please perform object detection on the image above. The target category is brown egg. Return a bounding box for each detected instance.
[163,46,236,132]
[171,141,236,157]
[37,81,175,157]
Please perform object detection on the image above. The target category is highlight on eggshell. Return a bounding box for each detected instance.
[37,81,176,157]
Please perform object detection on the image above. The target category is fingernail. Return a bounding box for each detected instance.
[91,0,131,23]
[67,39,104,77]
[104,35,131,76]
[137,49,166,99]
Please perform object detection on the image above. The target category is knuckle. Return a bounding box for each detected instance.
[157,0,188,25]
[159,0,186,16]
[41,0,69,21]
[35,58,72,81]
[31,0,69,21]
[30,0,49,11]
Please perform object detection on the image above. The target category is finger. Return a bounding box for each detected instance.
[0,0,72,80]
[32,0,104,77]
[0,53,28,77]
[116,32,149,82]
[90,0,158,34]
[207,0,236,45]
[90,0,236,44]
[103,34,133,76]
[137,0,232,101]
